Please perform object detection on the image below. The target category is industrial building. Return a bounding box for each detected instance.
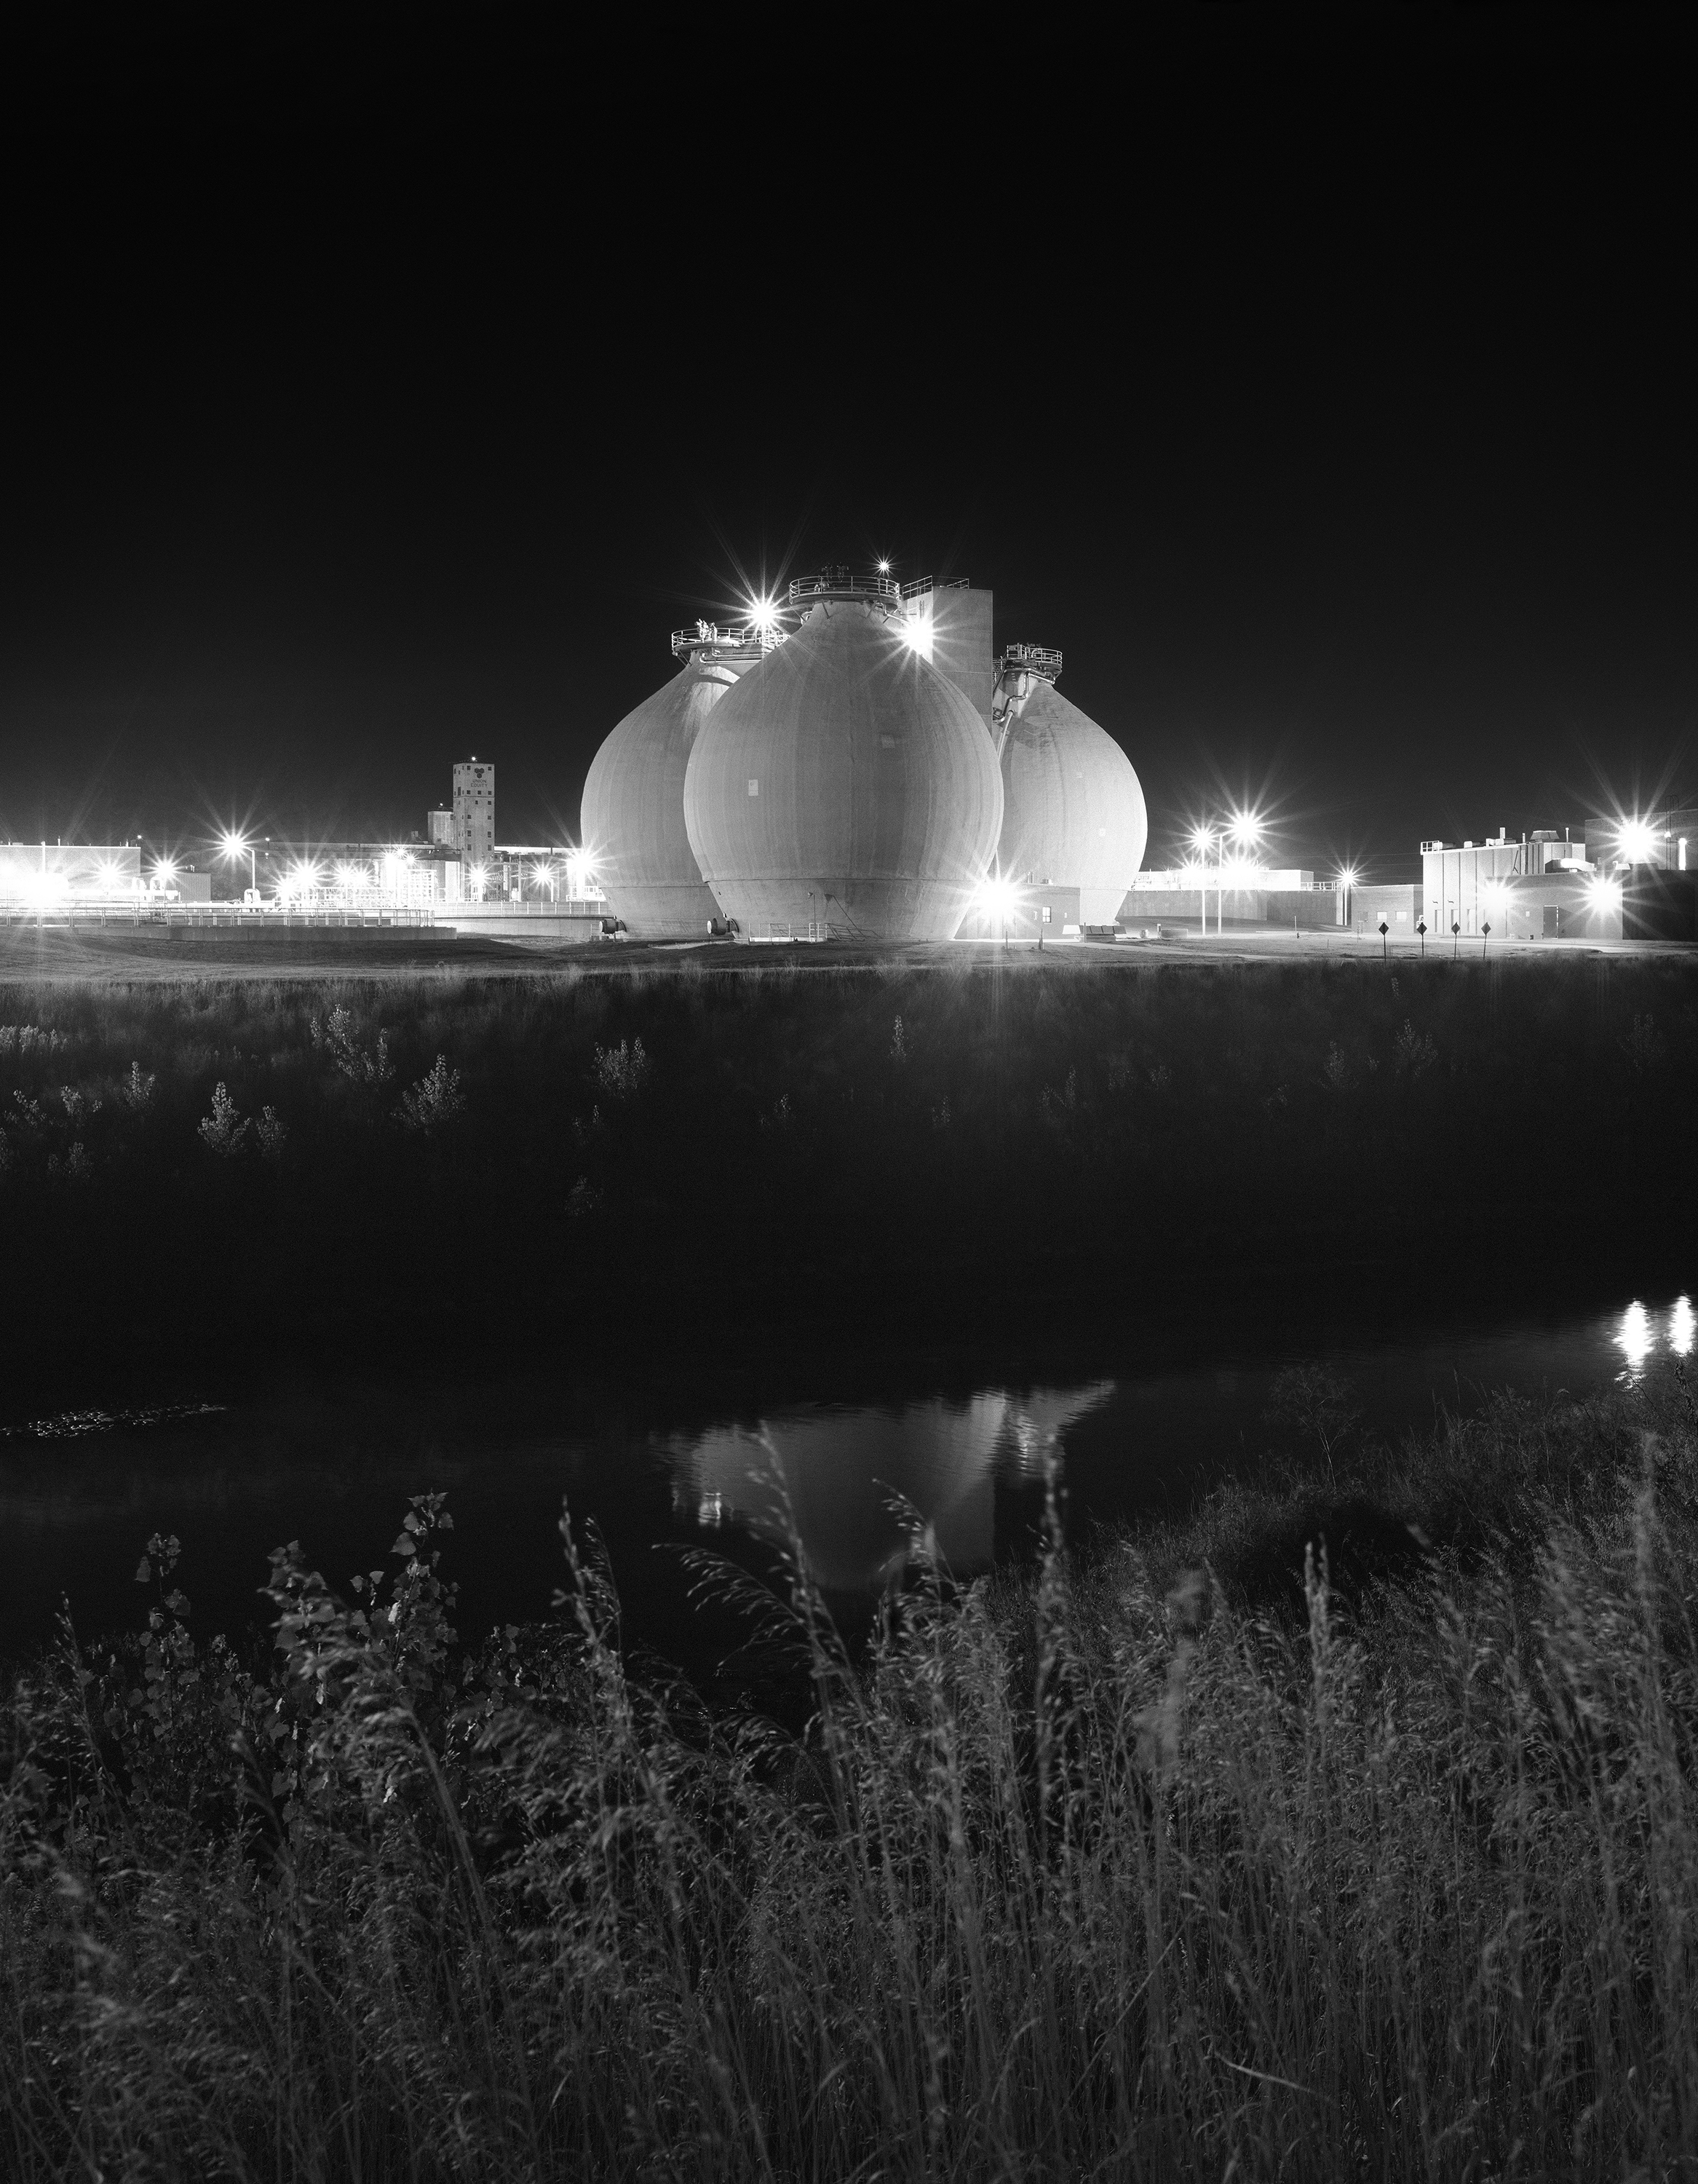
[584,565,1148,943]
[452,760,496,869]
[1421,831,1590,937]
[0,842,207,907]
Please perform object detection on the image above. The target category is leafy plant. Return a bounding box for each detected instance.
[592,1034,651,1099]
[197,1081,250,1156]
[310,1002,394,1084]
[45,1142,91,1183]
[397,1053,464,1133]
[1393,1017,1437,1078]
[119,1060,158,1112]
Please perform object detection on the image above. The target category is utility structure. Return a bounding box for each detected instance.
[582,621,768,938]
[984,644,1148,932]
[683,570,1002,942]
[579,557,1149,943]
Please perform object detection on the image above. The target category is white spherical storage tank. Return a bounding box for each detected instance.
[683,585,1003,942]
[581,639,755,938]
[997,676,1148,925]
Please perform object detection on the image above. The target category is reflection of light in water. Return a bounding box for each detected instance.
[1616,1301,1654,1378]
[1671,1296,1696,1358]
[671,1383,1113,1594]
[1006,1383,1116,1481]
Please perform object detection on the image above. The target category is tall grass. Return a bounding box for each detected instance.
[4,1372,1698,2179]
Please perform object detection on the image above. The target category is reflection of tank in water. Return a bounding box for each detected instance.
[581,625,763,938]
[671,1382,1114,1595]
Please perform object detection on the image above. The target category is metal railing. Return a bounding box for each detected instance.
[1001,644,1063,681]
[670,622,771,661]
[786,571,901,608]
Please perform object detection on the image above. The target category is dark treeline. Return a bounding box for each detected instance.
[0,951,1690,1386]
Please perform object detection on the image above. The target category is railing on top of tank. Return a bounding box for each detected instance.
[1001,644,1063,681]
[670,622,771,660]
[786,572,902,608]
[899,575,970,601]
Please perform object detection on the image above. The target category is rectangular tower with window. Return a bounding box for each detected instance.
[453,760,494,869]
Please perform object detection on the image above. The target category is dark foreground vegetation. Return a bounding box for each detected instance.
[4,1368,1697,2179]
[0,950,1692,1377]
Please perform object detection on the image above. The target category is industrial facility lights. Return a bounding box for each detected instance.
[1616,818,1657,864]
[1187,812,1266,935]
[974,871,1028,944]
[1586,872,1622,914]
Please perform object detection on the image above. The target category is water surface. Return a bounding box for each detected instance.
[2,1289,1689,1667]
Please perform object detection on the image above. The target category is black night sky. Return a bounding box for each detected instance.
[1,12,1693,877]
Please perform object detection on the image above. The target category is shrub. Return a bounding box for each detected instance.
[1392,1017,1437,1077]
[592,1034,651,1099]
[309,1002,393,1084]
[118,1060,157,1112]
[0,1024,67,1056]
[396,1053,464,1133]
[197,1081,250,1156]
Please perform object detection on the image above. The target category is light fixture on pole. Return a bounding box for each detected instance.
[221,829,255,894]
[1190,826,1213,938]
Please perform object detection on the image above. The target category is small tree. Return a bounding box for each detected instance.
[198,1082,250,1157]
[397,1055,464,1133]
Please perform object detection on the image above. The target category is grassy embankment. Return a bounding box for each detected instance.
[0,949,1691,1383]
[3,1364,1697,2180]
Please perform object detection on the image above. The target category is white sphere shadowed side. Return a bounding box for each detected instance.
[997,679,1147,923]
[581,649,748,936]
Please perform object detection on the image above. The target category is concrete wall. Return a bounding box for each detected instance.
[927,586,996,721]
[1622,866,1698,941]
[1347,883,1421,939]
[437,902,611,944]
[958,885,1079,939]
[1116,887,1340,930]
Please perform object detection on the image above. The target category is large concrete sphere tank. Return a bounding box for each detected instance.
[580,629,760,938]
[683,574,1003,941]
[991,650,1148,924]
